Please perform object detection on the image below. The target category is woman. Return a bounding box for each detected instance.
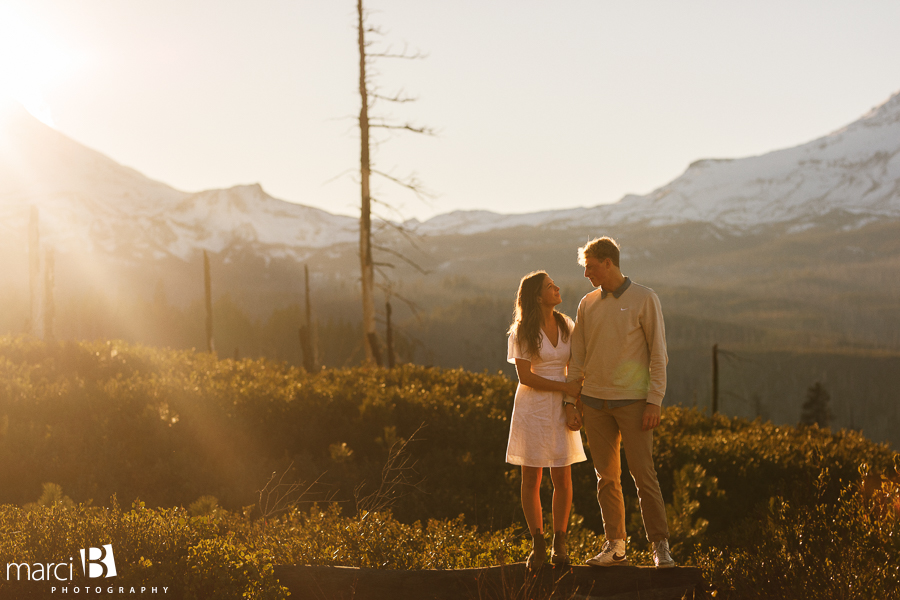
[507,271,586,569]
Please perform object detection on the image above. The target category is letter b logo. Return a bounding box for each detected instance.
[80,544,117,578]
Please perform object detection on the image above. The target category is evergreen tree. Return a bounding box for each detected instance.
[800,381,832,428]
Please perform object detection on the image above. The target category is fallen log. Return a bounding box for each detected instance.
[274,562,709,600]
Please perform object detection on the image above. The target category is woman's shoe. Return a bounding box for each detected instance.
[525,530,546,570]
[550,530,569,565]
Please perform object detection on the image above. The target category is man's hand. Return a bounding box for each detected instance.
[565,403,582,431]
[642,403,661,431]
[563,378,583,400]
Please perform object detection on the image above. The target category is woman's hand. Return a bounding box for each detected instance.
[562,378,583,400]
[565,403,582,431]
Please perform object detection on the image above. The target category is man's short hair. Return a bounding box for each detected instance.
[578,237,620,268]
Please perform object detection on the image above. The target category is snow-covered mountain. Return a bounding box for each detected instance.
[410,90,900,236]
[0,104,357,260]
[2,89,900,261]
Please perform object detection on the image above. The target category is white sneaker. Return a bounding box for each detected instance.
[586,539,629,567]
[652,539,675,569]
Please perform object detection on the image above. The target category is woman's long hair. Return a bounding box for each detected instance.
[509,271,570,360]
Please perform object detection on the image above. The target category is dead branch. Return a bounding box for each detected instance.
[374,282,422,317]
[257,462,333,520]
[369,122,437,136]
[371,169,436,200]
[355,424,427,517]
[373,243,431,275]
[369,42,428,61]
[370,90,418,104]
[372,216,431,253]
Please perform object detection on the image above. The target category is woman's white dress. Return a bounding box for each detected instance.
[506,319,587,467]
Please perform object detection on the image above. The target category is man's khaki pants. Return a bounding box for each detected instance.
[582,400,669,543]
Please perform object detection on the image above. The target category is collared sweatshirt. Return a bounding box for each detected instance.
[567,278,668,406]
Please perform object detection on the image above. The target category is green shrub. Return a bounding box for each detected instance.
[0,336,520,527]
[695,467,900,599]
[0,500,602,598]
[651,406,895,536]
[3,335,898,597]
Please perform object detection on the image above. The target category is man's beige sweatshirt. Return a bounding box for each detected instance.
[567,279,668,406]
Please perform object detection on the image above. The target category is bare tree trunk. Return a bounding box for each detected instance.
[358,0,379,366]
[204,250,214,353]
[299,266,314,373]
[299,326,314,372]
[385,300,395,369]
[43,249,54,341]
[711,343,719,414]
[304,264,318,368]
[28,207,44,339]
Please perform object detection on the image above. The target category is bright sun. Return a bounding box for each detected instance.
[0,5,79,127]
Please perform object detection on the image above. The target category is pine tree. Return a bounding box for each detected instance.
[800,381,832,428]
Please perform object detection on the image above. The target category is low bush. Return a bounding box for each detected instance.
[2,336,893,538]
[0,499,604,599]
[3,337,899,598]
[696,465,900,599]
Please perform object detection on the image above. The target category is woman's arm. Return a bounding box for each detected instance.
[514,359,583,398]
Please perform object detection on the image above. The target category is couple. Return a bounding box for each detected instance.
[506,236,673,570]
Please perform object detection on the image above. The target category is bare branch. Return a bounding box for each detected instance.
[374,284,423,316]
[373,218,429,254]
[370,122,437,136]
[355,424,427,517]
[369,42,428,61]
[371,169,437,200]
[374,265,393,285]
[373,243,431,275]
[369,51,427,60]
[370,196,428,231]
[368,205,431,259]
[370,90,418,104]
[257,462,333,520]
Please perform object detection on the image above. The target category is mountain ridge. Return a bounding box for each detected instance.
[407,90,900,236]
[2,90,900,258]
[0,105,358,259]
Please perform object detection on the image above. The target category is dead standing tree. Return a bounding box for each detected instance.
[27,207,55,340]
[298,264,318,372]
[28,206,43,339]
[203,250,214,353]
[357,0,433,366]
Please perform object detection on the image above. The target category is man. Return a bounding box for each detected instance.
[565,236,674,569]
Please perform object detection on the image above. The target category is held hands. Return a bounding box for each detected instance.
[565,403,582,431]
[642,403,661,431]
[562,378,583,400]
[563,378,584,431]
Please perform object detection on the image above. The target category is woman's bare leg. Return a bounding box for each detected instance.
[521,466,546,569]
[521,466,543,534]
[549,466,573,564]
[549,466,573,532]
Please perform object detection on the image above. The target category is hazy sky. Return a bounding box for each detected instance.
[2,0,900,221]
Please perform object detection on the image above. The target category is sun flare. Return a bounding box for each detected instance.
[0,5,80,127]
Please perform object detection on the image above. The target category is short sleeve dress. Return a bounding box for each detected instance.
[506,318,587,467]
